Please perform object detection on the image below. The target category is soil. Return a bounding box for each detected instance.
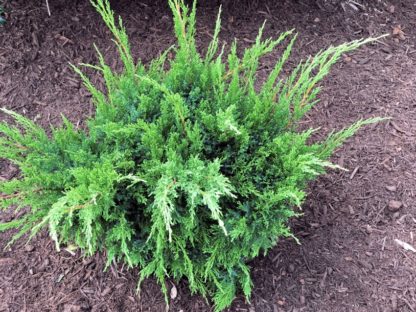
[1,0,416,311]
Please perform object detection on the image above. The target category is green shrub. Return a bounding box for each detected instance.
[0,0,383,310]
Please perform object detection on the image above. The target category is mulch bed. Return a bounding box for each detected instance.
[1,0,416,311]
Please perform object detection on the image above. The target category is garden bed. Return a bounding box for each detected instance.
[1,0,416,311]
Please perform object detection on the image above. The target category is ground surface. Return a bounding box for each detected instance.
[1,0,416,311]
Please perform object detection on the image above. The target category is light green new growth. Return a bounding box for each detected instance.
[0,0,386,310]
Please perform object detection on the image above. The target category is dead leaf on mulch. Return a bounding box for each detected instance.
[170,284,178,300]
[392,25,405,40]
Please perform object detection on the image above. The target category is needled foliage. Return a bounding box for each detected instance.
[0,2,5,25]
[0,0,384,310]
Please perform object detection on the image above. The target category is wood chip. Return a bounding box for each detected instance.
[0,258,15,266]
[386,185,397,192]
[344,55,352,62]
[63,304,81,312]
[101,287,112,297]
[388,200,403,212]
[349,166,359,180]
[391,121,412,136]
[391,294,398,310]
[358,260,373,270]
[243,38,255,44]
[25,244,35,252]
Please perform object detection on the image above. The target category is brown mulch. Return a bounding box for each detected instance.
[1,0,416,311]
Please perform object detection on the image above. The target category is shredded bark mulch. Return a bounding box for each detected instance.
[1,0,416,311]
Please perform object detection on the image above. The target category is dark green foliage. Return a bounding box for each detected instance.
[0,2,5,25]
[0,0,384,310]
